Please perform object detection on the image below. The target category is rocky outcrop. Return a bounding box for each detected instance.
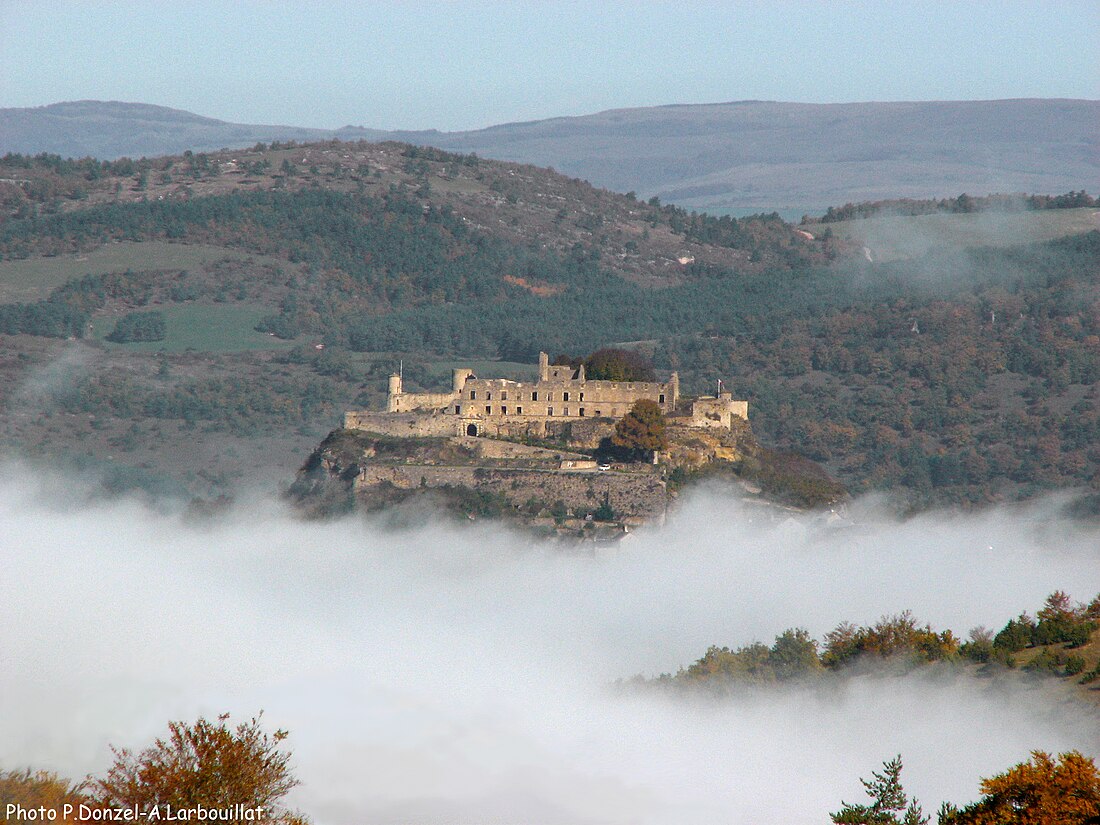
[289,415,844,527]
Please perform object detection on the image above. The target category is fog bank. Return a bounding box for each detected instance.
[1,466,1097,824]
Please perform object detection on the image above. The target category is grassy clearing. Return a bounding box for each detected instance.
[0,241,291,303]
[91,303,295,353]
[817,207,1100,261]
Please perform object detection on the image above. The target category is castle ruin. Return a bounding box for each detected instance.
[344,352,748,441]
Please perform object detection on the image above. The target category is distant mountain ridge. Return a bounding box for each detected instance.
[1,98,1096,209]
[0,100,385,160]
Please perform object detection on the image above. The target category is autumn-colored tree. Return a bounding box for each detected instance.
[822,612,958,667]
[0,769,87,821]
[87,713,306,824]
[611,399,668,460]
[938,751,1100,824]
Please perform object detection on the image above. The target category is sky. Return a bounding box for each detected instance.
[1,1,1098,131]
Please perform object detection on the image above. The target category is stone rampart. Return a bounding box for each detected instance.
[343,411,459,437]
[356,464,666,521]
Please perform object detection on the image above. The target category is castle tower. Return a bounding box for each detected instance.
[387,373,402,412]
[669,372,680,408]
[538,351,549,382]
[452,368,474,394]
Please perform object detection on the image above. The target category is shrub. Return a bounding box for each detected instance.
[106,310,166,343]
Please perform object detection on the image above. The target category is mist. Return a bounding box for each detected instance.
[1,465,1097,824]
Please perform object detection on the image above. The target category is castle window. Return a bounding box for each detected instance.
[501,406,507,415]
[595,410,602,416]
[501,391,508,401]
[516,406,523,415]
[580,392,584,401]
[659,394,665,404]
[563,392,570,402]
[455,405,461,414]
[470,390,476,400]
[486,392,492,401]
[548,407,554,416]
[579,408,585,416]
[485,405,492,415]
[531,391,538,401]
[564,407,569,416]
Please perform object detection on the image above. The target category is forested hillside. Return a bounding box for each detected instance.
[0,140,1096,510]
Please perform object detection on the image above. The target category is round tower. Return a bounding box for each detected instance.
[452,368,474,394]
[387,373,402,412]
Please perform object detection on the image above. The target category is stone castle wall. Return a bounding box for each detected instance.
[347,352,747,440]
[343,410,459,437]
[355,463,667,522]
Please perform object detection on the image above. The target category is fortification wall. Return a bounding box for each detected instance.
[391,391,457,413]
[356,464,666,521]
[467,438,589,462]
[465,415,615,447]
[343,411,459,437]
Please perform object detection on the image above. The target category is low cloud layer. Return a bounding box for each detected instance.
[1,466,1097,824]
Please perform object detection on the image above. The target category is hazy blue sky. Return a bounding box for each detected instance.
[2,1,1097,131]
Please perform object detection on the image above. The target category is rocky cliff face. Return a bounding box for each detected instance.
[288,414,844,531]
[288,428,668,528]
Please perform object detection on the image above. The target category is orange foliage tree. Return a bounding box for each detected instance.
[0,769,88,821]
[87,713,306,824]
[939,750,1100,824]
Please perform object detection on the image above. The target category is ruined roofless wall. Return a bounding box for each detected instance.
[351,352,747,436]
[690,395,749,429]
